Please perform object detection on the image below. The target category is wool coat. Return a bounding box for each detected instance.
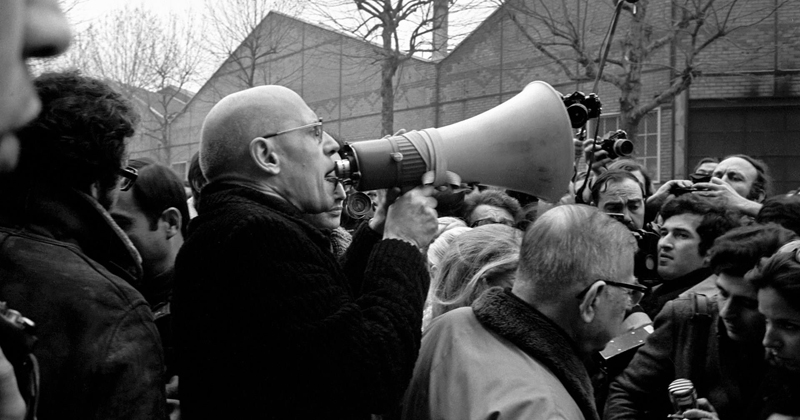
[173,183,430,419]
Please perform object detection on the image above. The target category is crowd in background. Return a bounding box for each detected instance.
[0,1,799,420]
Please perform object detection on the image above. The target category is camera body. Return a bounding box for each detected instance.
[599,129,634,160]
[606,214,661,286]
[561,91,602,128]
[343,191,375,221]
[632,228,661,286]
[673,174,712,196]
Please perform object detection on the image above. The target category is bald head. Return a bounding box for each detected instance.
[200,86,310,182]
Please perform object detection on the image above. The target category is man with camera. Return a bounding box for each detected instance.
[647,154,770,219]
[173,85,439,419]
[403,205,639,420]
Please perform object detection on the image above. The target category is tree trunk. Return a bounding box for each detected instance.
[380,54,397,136]
[619,0,648,156]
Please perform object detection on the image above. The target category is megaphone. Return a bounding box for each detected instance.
[334,81,575,202]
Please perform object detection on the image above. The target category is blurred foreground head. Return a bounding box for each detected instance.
[0,0,71,173]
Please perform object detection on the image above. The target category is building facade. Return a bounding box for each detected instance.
[130,1,800,195]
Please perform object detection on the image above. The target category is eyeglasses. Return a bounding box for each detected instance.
[118,166,138,191]
[261,118,323,143]
[576,279,649,306]
[470,218,516,228]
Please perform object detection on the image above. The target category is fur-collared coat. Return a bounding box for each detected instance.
[402,287,600,420]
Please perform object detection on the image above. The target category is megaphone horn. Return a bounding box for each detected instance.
[334,81,575,202]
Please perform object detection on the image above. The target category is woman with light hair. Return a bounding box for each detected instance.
[423,224,522,330]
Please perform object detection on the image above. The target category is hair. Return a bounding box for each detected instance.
[429,224,522,318]
[756,195,800,237]
[722,154,772,201]
[747,240,800,312]
[693,157,719,173]
[590,169,645,206]
[659,193,741,256]
[11,70,138,205]
[517,205,637,303]
[427,226,472,274]
[607,159,654,197]
[128,162,190,237]
[707,223,797,277]
[462,189,522,225]
[187,151,207,201]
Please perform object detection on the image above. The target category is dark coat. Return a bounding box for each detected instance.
[173,183,430,419]
[0,184,167,420]
[605,294,765,420]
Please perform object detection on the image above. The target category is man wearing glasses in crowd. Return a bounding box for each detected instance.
[173,85,439,419]
[403,205,640,420]
[0,71,167,419]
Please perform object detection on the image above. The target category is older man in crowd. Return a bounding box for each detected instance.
[402,205,640,420]
[173,85,439,419]
[0,71,166,420]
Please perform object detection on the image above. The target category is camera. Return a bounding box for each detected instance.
[561,91,602,128]
[672,174,711,196]
[343,191,375,220]
[606,214,661,286]
[599,129,634,160]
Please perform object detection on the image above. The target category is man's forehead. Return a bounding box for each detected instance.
[599,179,643,201]
[662,213,702,231]
[715,157,757,178]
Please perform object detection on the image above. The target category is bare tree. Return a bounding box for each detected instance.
[51,5,207,163]
[202,0,307,91]
[503,0,789,140]
[306,0,493,136]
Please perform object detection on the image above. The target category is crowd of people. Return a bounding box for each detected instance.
[0,2,799,420]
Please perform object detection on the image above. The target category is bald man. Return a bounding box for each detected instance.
[173,86,439,419]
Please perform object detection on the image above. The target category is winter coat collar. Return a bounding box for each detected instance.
[473,287,600,420]
[0,182,143,287]
[197,182,334,253]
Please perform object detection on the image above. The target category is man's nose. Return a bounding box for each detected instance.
[763,324,780,349]
[719,299,734,319]
[24,0,72,59]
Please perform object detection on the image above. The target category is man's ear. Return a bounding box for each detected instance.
[250,137,280,175]
[160,207,182,240]
[578,281,604,324]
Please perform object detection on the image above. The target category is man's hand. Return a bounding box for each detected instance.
[646,179,694,209]
[673,398,719,420]
[0,346,25,420]
[583,138,613,174]
[693,178,763,217]
[383,186,438,249]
